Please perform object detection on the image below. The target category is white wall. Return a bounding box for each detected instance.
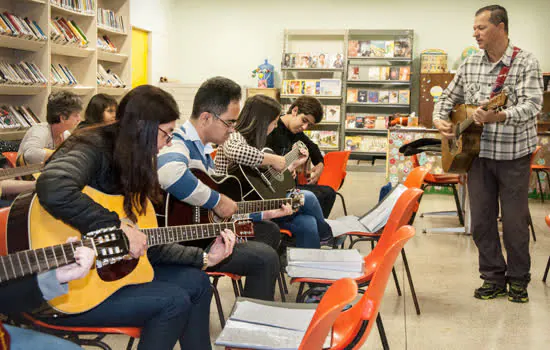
[130,0,178,84]
[166,0,549,88]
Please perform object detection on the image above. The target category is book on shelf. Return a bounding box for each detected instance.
[345,135,388,153]
[348,40,359,58]
[348,66,360,80]
[389,67,399,80]
[98,8,125,33]
[0,105,39,129]
[358,40,370,57]
[319,79,341,96]
[355,115,364,128]
[324,105,340,122]
[346,114,389,130]
[304,130,339,148]
[368,90,379,103]
[358,90,367,103]
[51,64,78,85]
[368,67,380,81]
[0,61,47,85]
[50,0,96,15]
[398,89,410,104]
[394,38,412,58]
[0,12,47,41]
[384,41,395,58]
[309,53,319,68]
[399,66,411,81]
[329,53,344,69]
[347,88,358,103]
[346,114,356,129]
[389,90,399,104]
[97,63,125,88]
[282,53,296,68]
[50,17,89,47]
[379,67,390,80]
[296,53,311,68]
[369,40,386,58]
[317,53,329,69]
[379,90,389,104]
[98,35,118,53]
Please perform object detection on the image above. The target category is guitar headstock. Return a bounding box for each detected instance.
[86,227,130,268]
[232,220,255,240]
[288,190,305,210]
[485,92,508,111]
[293,141,308,152]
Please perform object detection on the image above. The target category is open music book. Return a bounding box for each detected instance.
[327,184,408,237]
[285,248,364,279]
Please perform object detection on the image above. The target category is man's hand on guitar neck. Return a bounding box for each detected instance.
[473,103,506,125]
[206,229,236,267]
[433,119,455,139]
[213,194,238,218]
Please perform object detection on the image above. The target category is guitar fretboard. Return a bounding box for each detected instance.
[0,163,43,181]
[0,240,93,283]
[144,222,236,246]
[237,198,292,213]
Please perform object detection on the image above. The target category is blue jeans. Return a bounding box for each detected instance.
[5,324,82,350]
[275,190,332,248]
[40,264,212,350]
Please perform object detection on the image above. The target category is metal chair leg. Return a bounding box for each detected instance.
[277,274,286,302]
[543,256,550,282]
[237,280,244,295]
[280,272,289,294]
[535,170,544,203]
[376,313,390,350]
[126,337,136,350]
[401,249,420,315]
[451,184,464,225]
[336,192,348,216]
[230,279,240,297]
[212,278,226,328]
[392,267,402,296]
[296,282,305,302]
[528,212,536,242]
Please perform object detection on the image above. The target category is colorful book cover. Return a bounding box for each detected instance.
[347,88,358,103]
[316,81,321,95]
[319,131,339,148]
[348,66,360,80]
[389,67,399,80]
[358,90,368,103]
[305,80,317,95]
[331,53,344,69]
[368,67,380,81]
[385,41,395,58]
[359,41,370,57]
[320,79,341,96]
[345,136,362,151]
[348,41,359,58]
[297,53,311,68]
[369,41,386,57]
[379,67,390,80]
[398,89,410,104]
[310,53,319,68]
[282,80,289,94]
[289,80,301,94]
[394,38,412,58]
[325,105,340,122]
[346,114,356,128]
[300,80,307,94]
[282,53,294,68]
[368,90,379,103]
[318,53,329,68]
[399,66,411,81]
[389,90,399,104]
[379,90,389,104]
[365,116,376,129]
[355,116,364,128]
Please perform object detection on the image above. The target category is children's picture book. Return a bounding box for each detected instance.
[399,66,411,81]
[355,115,364,128]
[398,89,410,104]
[282,80,289,94]
[394,38,412,58]
[358,90,368,103]
[282,53,295,68]
[379,67,390,80]
[289,80,301,94]
[331,53,344,69]
[346,114,356,128]
[304,80,317,95]
[297,53,311,68]
[320,79,341,96]
[325,105,340,122]
[385,41,395,58]
[359,41,370,57]
[318,131,339,148]
[374,116,387,129]
[347,88,358,103]
[365,116,376,129]
[389,67,399,80]
[317,53,329,68]
[369,41,386,57]
[345,136,362,151]
[368,90,379,103]
[379,90,390,104]
[389,90,399,104]
[368,67,380,81]
[348,66,360,80]
[348,41,359,58]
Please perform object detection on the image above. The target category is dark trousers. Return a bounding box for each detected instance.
[297,184,336,218]
[41,264,213,350]
[468,155,531,287]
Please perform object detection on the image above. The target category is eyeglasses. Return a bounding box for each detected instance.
[158,127,173,143]
[210,111,236,129]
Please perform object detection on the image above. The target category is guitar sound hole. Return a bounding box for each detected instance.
[272,171,284,182]
[97,258,139,282]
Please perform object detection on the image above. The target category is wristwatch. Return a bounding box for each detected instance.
[201,252,209,270]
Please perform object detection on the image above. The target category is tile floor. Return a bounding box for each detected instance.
[101,169,550,350]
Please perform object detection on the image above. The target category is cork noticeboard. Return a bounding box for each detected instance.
[419,73,455,128]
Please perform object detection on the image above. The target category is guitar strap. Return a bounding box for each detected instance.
[490,46,521,98]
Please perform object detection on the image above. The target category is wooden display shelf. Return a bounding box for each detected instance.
[50,4,95,17]
[51,44,94,58]
[98,87,129,96]
[51,85,95,95]
[0,36,46,52]
[0,84,45,95]
[97,50,129,63]
[320,147,339,152]
[97,25,128,36]
[346,80,411,86]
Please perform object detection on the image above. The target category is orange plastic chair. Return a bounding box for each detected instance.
[543,215,550,283]
[211,148,218,160]
[208,271,245,327]
[317,151,351,215]
[530,146,549,204]
[330,226,416,349]
[0,207,9,256]
[1,152,17,168]
[224,278,358,350]
[292,188,422,347]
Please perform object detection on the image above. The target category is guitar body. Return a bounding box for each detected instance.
[163,169,243,227]
[6,186,155,315]
[441,104,483,174]
[230,164,295,200]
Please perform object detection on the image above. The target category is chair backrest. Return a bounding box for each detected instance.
[0,207,9,256]
[403,166,429,189]
[2,152,18,168]
[545,214,550,228]
[299,278,358,350]
[332,226,416,349]
[211,148,218,160]
[318,151,351,191]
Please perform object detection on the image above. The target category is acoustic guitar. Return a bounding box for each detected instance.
[441,92,507,174]
[0,163,43,181]
[162,169,305,226]
[229,141,308,200]
[6,186,253,314]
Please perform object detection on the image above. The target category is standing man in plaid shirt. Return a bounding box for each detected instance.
[433,5,543,303]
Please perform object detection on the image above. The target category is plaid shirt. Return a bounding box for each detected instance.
[214,131,264,175]
[433,43,543,160]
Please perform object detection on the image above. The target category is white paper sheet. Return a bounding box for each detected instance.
[231,300,317,332]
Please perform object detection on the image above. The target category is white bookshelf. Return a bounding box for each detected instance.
[0,0,131,140]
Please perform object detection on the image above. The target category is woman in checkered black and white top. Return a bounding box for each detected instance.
[215,95,334,249]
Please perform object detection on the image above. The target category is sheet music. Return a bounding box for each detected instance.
[286,265,363,279]
[326,215,370,237]
[231,300,316,332]
[359,184,408,232]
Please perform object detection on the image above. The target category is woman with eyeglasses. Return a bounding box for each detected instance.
[214,94,334,249]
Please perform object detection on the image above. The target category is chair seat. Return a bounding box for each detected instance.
[280,229,292,237]
[531,165,550,171]
[208,271,242,280]
[425,173,460,185]
[23,313,141,338]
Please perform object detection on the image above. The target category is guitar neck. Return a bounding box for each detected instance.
[0,163,43,181]
[143,222,236,246]
[283,147,301,167]
[236,198,291,214]
[0,240,93,283]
